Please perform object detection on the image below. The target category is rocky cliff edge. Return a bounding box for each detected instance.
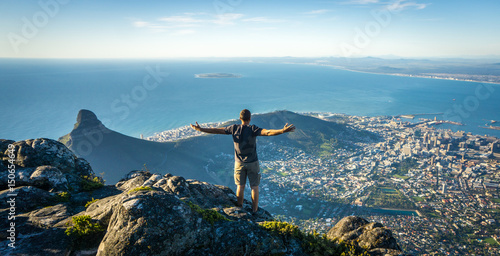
[0,138,404,256]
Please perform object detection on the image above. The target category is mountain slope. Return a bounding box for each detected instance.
[59,110,376,185]
[59,110,217,185]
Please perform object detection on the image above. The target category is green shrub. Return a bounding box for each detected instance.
[80,175,105,191]
[65,215,105,238]
[260,221,368,256]
[260,221,302,238]
[54,191,71,202]
[185,200,230,225]
[128,186,154,194]
[85,198,99,208]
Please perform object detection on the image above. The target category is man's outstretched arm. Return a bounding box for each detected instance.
[260,123,295,136]
[190,122,226,134]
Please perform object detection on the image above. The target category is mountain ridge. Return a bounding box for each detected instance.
[58,109,377,185]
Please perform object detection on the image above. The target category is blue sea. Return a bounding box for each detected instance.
[1,59,499,141]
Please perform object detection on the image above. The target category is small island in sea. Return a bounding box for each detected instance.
[195,73,242,78]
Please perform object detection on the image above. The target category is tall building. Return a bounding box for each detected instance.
[403,145,412,156]
[435,166,439,188]
[442,183,447,194]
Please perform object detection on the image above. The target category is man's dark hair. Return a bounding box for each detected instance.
[240,109,251,121]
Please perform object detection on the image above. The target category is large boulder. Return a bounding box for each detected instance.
[0,168,405,256]
[0,186,54,214]
[96,172,280,256]
[327,216,403,255]
[0,138,98,192]
[30,166,68,191]
[9,138,76,172]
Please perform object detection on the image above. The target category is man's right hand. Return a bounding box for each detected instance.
[190,122,227,134]
[190,122,201,131]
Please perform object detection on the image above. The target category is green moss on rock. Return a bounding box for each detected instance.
[185,200,230,225]
[260,221,369,256]
[128,186,154,194]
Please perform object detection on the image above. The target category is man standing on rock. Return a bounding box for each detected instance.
[191,109,295,213]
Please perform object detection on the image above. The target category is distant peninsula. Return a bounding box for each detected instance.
[195,73,242,78]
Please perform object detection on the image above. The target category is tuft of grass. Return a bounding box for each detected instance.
[80,175,105,191]
[184,200,230,225]
[128,186,154,194]
[65,215,105,238]
[85,198,99,208]
[260,221,369,256]
[54,191,71,203]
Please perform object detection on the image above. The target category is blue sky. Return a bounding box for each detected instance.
[1,0,499,58]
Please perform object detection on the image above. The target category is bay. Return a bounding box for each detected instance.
[1,59,499,141]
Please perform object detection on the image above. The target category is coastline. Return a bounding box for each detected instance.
[194,72,242,78]
[146,111,500,143]
[294,62,500,85]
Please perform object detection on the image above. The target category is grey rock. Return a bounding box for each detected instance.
[1,138,97,193]
[0,225,72,256]
[84,193,123,226]
[0,167,35,190]
[75,158,94,177]
[0,139,14,173]
[0,166,405,256]
[0,186,54,213]
[327,216,402,254]
[369,248,405,256]
[30,165,68,191]
[0,139,15,154]
[71,185,121,207]
[8,138,76,173]
[17,167,36,184]
[28,203,75,228]
[94,170,307,256]
[116,170,152,191]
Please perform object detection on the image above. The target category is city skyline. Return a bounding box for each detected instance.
[1,0,499,59]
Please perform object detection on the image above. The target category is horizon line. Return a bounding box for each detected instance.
[2,55,500,61]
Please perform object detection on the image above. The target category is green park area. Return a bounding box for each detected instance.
[491,198,500,204]
[484,237,499,246]
[365,185,416,210]
[412,196,425,202]
[393,174,410,180]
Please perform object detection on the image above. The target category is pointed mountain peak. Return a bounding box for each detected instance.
[74,109,103,130]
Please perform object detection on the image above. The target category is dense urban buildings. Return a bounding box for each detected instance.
[148,113,500,255]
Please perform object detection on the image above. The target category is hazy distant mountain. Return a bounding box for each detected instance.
[58,110,215,185]
[59,110,375,185]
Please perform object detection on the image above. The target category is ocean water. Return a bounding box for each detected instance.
[1,59,499,141]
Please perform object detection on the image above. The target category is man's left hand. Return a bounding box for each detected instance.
[283,123,295,133]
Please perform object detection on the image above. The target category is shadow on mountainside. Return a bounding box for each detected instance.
[58,109,378,185]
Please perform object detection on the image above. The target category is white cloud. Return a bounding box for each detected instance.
[386,0,427,11]
[304,9,332,15]
[132,12,245,34]
[242,17,285,23]
[248,27,278,31]
[213,13,244,25]
[172,29,196,35]
[159,15,204,24]
[133,21,150,28]
[344,0,379,4]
